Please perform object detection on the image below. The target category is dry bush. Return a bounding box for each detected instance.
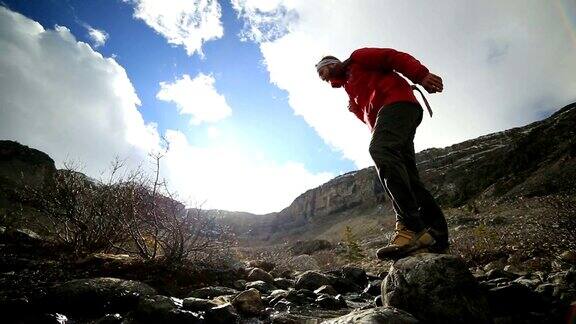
[20,154,237,267]
[312,249,346,271]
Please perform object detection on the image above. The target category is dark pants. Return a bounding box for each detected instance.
[369,102,449,247]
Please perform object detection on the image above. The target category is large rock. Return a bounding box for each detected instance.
[231,288,264,316]
[135,295,202,323]
[322,306,419,323]
[295,271,335,291]
[187,286,238,299]
[382,253,492,324]
[48,277,156,315]
[204,303,240,324]
[247,267,274,284]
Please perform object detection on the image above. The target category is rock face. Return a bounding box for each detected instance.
[0,140,56,210]
[382,253,492,324]
[212,102,576,243]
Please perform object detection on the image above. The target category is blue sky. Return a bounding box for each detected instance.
[1,0,575,213]
[1,0,352,174]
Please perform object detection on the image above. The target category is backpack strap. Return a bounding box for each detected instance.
[411,84,433,117]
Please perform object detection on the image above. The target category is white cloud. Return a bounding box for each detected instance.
[86,25,108,48]
[157,73,232,125]
[162,130,333,214]
[0,6,331,214]
[0,6,160,177]
[233,0,576,168]
[125,0,223,56]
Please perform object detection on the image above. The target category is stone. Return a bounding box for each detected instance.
[383,253,492,324]
[182,297,218,312]
[96,313,123,324]
[245,280,276,294]
[363,279,383,296]
[272,299,292,312]
[315,294,347,310]
[322,306,419,323]
[341,266,368,287]
[294,270,333,291]
[187,286,238,299]
[231,288,264,316]
[487,283,545,316]
[484,259,506,272]
[486,269,519,280]
[135,295,202,323]
[247,259,276,271]
[48,277,156,315]
[330,276,363,294]
[560,250,576,264]
[314,285,338,296]
[204,303,240,324]
[374,296,383,307]
[285,289,317,304]
[273,278,294,290]
[233,279,246,290]
[248,267,274,284]
[270,289,289,299]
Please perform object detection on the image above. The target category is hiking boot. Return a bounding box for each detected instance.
[376,222,436,260]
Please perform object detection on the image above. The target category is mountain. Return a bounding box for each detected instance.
[214,102,576,244]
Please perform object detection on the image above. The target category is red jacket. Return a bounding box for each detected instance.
[344,48,429,131]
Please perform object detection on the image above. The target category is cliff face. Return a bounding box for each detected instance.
[220,102,576,242]
[0,141,56,209]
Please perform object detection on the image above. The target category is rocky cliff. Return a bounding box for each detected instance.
[217,102,576,243]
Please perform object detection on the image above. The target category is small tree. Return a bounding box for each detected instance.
[343,225,364,262]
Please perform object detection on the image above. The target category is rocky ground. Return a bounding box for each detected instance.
[1,223,575,324]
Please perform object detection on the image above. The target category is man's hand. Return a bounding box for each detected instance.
[421,73,443,94]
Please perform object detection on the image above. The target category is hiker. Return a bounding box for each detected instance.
[315,48,449,259]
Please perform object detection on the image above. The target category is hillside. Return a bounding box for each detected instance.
[213,102,576,244]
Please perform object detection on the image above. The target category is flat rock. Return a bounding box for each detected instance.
[322,306,419,323]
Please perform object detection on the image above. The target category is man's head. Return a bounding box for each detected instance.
[316,56,346,88]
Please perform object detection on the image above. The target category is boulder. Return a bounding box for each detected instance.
[487,283,546,315]
[294,270,334,291]
[363,279,383,296]
[322,306,419,323]
[48,277,156,315]
[182,297,218,312]
[315,294,347,310]
[341,266,368,287]
[382,253,492,324]
[231,288,264,316]
[273,278,294,290]
[247,267,274,284]
[247,259,276,272]
[245,280,276,294]
[187,286,238,299]
[135,295,201,323]
[314,285,338,296]
[204,303,240,324]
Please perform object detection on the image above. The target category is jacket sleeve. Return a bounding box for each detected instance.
[350,47,430,84]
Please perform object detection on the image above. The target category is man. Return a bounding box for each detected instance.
[316,48,449,259]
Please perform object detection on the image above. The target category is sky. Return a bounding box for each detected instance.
[1,0,575,214]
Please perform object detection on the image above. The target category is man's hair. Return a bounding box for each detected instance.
[320,55,339,61]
